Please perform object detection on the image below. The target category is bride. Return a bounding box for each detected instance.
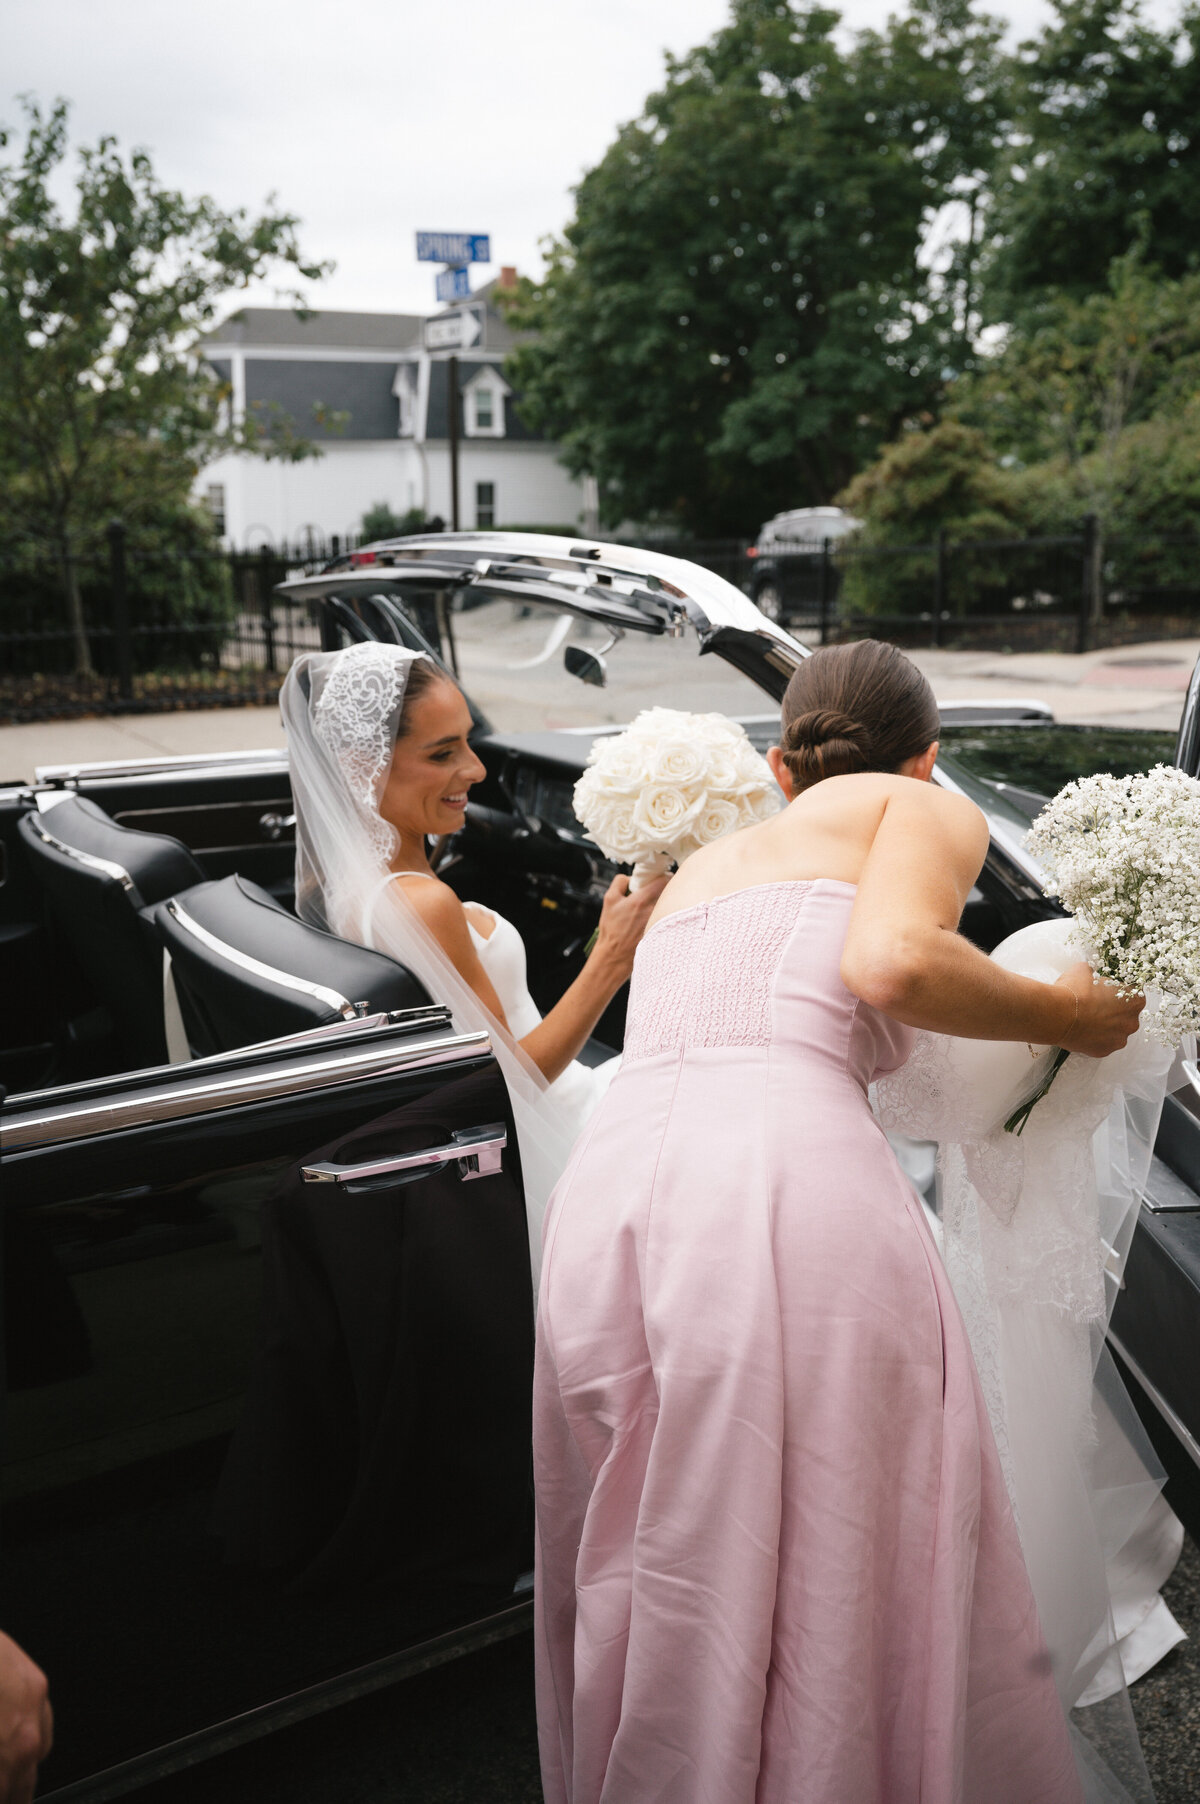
[279,639,664,1270]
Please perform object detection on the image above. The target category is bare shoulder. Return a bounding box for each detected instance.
[791,771,985,841]
[385,874,470,938]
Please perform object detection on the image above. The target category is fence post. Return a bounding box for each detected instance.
[107,520,134,704]
[259,544,277,674]
[818,538,832,645]
[932,530,947,649]
[1077,515,1098,654]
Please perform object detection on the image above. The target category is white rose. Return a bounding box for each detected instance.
[691,797,742,844]
[690,712,745,747]
[586,735,650,786]
[632,782,703,845]
[646,738,708,786]
[701,744,743,792]
[580,796,642,860]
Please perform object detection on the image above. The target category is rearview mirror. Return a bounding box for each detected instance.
[565,644,607,688]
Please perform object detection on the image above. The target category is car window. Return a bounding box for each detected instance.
[936,724,1178,848]
[453,596,777,732]
[938,725,1176,801]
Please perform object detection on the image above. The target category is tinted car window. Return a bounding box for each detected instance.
[938,725,1176,812]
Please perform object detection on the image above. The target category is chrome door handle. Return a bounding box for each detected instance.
[302,1122,507,1187]
[259,811,296,841]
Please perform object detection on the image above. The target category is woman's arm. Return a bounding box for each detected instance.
[389,873,664,1084]
[840,784,1142,1056]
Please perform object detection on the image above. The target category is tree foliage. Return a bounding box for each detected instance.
[0,98,329,669]
[505,0,1006,535]
[980,0,1200,322]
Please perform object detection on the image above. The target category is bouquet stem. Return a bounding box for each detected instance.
[1004,1048,1070,1135]
[629,850,674,892]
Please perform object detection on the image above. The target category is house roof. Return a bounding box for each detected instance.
[209,307,424,351]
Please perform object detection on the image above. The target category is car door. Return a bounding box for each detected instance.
[1,1014,533,1799]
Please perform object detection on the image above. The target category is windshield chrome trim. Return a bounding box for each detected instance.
[34,748,289,786]
[2,1029,492,1152]
[164,898,358,1020]
[24,812,136,892]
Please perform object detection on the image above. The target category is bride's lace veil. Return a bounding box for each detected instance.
[875,932,1178,1804]
[280,640,580,1281]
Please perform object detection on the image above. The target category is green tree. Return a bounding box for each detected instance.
[834,419,1023,612]
[957,250,1200,519]
[0,99,330,672]
[504,0,1006,536]
[359,501,429,542]
[981,0,1200,321]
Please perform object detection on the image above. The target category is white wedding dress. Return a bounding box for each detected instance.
[875,918,1185,1798]
[366,872,619,1150]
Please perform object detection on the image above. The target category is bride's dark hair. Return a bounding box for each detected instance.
[392,654,448,738]
[779,640,939,790]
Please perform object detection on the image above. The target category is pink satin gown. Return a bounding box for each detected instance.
[533,879,1082,1804]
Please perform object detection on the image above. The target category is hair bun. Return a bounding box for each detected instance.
[783,709,872,757]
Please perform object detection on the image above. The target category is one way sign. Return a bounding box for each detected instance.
[423,305,485,351]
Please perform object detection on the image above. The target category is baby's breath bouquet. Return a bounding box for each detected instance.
[573,706,782,891]
[1008,763,1200,1133]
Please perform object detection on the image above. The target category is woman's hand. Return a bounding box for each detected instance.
[1056,963,1145,1058]
[590,873,669,983]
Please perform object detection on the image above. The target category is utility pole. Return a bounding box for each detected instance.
[447,353,460,531]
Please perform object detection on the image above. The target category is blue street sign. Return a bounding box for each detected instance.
[436,265,472,303]
[416,232,491,265]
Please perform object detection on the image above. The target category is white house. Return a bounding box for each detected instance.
[198,275,587,548]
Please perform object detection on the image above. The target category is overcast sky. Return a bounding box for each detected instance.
[4,0,1182,322]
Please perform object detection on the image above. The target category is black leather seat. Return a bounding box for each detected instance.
[18,795,205,1068]
[144,874,432,1057]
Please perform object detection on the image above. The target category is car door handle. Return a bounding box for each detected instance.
[301,1123,507,1187]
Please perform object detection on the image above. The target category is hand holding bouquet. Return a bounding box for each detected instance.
[1007,763,1200,1132]
[573,707,782,890]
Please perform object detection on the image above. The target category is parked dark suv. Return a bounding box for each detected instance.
[745,506,862,625]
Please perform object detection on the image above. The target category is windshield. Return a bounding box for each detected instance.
[936,724,1178,847]
[452,596,779,734]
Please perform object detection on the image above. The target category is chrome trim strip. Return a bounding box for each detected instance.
[1107,1328,1200,1474]
[34,748,289,785]
[1136,1150,1200,1214]
[25,813,136,893]
[2,1030,492,1152]
[165,898,358,1020]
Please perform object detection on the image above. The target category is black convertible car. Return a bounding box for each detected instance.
[2,533,1199,1800]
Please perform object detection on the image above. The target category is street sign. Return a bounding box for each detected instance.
[435,266,472,304]
[416,232,490,265]
[423,305,485,351]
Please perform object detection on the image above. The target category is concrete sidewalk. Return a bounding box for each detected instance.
[2,638,1194,784]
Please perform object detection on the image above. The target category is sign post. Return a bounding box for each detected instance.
[415,237,492,528]
[447,354,460,531]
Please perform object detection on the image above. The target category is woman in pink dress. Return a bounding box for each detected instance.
[533,641,1144,1804]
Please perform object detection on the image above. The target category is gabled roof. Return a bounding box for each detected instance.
[208,307,424,351]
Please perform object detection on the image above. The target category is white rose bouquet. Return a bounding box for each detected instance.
[573,706,782,891]
[1007,762,1200,1132]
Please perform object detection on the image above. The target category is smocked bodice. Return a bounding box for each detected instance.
[623,878,911,1089]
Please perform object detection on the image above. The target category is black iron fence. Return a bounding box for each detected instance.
[679,520,1200,654]
[3,522,1199,725]
[0,528,340,723]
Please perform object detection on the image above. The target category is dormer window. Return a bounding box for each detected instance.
[463,365,509,438]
